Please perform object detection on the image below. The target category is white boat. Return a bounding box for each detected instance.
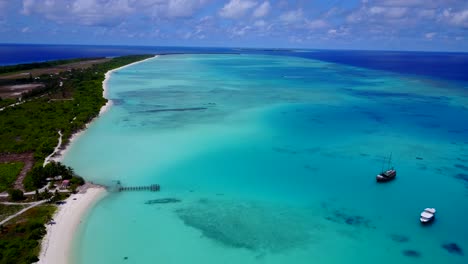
[420,208,436,224]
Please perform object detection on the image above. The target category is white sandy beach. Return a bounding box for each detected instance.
[38,56,158,264]
[38,186,106,264]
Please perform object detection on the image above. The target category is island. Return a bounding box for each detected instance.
[0,54,154,263]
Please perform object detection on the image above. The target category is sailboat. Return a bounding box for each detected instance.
[376,153,396,182]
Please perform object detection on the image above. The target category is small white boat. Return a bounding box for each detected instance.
[420,208,436,224]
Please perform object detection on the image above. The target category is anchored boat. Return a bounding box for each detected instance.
[376,154,396,182]
[420,208,436,224]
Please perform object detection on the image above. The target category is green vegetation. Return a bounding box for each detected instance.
[0,55,153,190]
[0,98,17,108]
[7,189,24,202]
[0,205,56,264]
[24,161,85,192]
[0,57,103,75]
[0,55,153,157]
[0,204,27,222]
[0,55,152,263]
[24,161,74,191]
[0,162,23,192]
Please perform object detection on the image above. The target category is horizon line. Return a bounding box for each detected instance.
[1,42,467,54]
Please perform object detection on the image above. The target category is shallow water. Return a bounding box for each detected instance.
[64,54,468,264]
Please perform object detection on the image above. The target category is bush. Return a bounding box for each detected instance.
[8,189,24,201]
[70,175,85,186]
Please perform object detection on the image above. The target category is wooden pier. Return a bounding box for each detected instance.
[118,184,160,192]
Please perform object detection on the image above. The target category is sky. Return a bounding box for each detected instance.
[0,0,467,51]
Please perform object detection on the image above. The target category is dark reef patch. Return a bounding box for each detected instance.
[402,250,421,258]
[454,164,468,171]
[138,107,208,113]
[454,173,468,183]
[145,198,181,204]
[304,165,318,171]
[360,110,385,123]
[389,234,410,243]
[442,243,463,255]
[322,203,374,229]
[416,157,423,160]
[111,98,124,105]
[344,88,413,98]
[272,147,298,155]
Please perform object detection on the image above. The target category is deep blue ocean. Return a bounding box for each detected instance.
[1,44,467,82]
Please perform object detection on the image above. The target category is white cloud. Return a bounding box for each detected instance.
[425,32,436,39]
[418,9,436,19]
[230,25,251,36]
[0,0,8,11]
[254,19,266,27]
[183,27,204,39]
[219,0,257,19]
[279,9,303,24]
[21,26,31,33]
[374,0,458,8]
[327,26,349,37]
[252,1,270,18]
[368,6,407,18]
[167,0,209,18]
[306,19,328,30]
[0,0,9,21]
[442,9,468,27]
[21,0,209,26]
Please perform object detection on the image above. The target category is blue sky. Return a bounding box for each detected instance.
[0,0,467,51]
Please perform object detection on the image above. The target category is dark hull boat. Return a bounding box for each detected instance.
[376,153,397,182]
[376,169,396,182]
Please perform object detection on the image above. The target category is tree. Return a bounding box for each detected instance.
[8,189,25,201]
[43,188,51,200]
[28,166,47,189]
[51,189,61,202]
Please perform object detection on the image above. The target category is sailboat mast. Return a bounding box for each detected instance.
[381,156,385,172]
[388,152,393,169]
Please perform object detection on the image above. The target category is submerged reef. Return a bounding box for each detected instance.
[389,234,410,243]
[175,199,314,252]
[402,250,421,258]
[442,243,463,255]
[454,173,468,184]
[272,147,298,155]
[145,198,181,204]
[454,164,468,171]
[321,203,374,229]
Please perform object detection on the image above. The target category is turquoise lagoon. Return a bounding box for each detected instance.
[64,54,468,263]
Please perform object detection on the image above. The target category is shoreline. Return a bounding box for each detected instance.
[38,55,158,264]
[37,185,106,264]
[50,55,158,163]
